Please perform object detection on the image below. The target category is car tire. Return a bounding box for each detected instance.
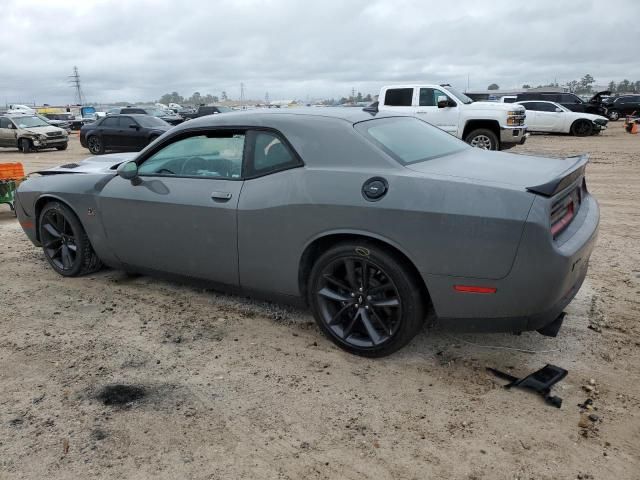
[464,129,499,150]
[39,201,102,277]
[308,241,425,357]
[20,138,32,154]
[87,135,104,155]
[607,109,619,121]
[571,120,593,137]
[56,142,68,151]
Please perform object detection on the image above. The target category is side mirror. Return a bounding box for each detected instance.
[437,95,449,108]
[117,161,139,181]
[555,107,563,112]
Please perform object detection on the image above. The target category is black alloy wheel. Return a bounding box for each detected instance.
[39,202,102,277]
[309,242,425,357]
[88,135,104,154]
[571,120,593,137]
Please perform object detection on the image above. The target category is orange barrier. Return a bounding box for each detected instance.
[0,162,25,181]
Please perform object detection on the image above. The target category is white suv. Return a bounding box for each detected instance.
[377,84,527,150]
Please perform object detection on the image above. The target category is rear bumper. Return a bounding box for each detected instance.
[424,193,599,334]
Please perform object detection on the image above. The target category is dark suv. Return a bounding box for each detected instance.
[515,91,608,117]
[602,95,640,121]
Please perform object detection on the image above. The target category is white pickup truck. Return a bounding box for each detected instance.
[376,84,527,150]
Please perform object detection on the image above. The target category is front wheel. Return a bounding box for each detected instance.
[571,120,593,137]
[20,138,32,154]
[608,109,619,121]
[56,142,68,151]
[308,242,425,357]
[39,201,102,277]
[464,129,499,150]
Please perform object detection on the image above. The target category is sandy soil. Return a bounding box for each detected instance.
[1,128,639,479]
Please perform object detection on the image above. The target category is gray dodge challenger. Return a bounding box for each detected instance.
[15,109,599,356]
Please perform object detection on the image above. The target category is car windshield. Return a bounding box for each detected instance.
[147,108,167,116]
[356,116,467,165]
[135,116,169,127]
[216,106,232,113]
[13,116,50,128]
[444,86,473,104]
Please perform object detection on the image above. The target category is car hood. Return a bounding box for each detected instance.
[405,147,586,191]
[464,101,525,113]
[21,125,66,135]
[35,152,137,175]
[589,90,611,103]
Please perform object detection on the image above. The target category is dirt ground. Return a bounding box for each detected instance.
[1,127,639,480]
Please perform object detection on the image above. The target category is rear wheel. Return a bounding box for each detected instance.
[87,135,104,154]
[571,119,593,137]
[465,129,499,150]
[608,109,619,121]
[39,201,102,277]
[308,242,425,357]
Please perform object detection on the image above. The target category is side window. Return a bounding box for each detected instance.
[419,88,435,106]
[101,117,119,127]
[0,118,12,129]
[138,133,245,179]
[520,102,540,111]
[118,116,135,128]
[247,130,299,176]
[384,88,414,106]
[537,103,557,112]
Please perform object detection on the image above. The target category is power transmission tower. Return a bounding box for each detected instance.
[69,66,85,105]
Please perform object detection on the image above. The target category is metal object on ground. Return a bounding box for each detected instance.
[487,364,568,408]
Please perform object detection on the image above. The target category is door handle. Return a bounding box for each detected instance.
[211,191,232,201]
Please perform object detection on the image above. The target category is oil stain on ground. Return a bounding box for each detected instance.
[97,384,146,406]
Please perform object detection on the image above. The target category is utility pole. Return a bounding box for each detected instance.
[265,91,270,105]
[240,82,245,108]
[69,66,85,105]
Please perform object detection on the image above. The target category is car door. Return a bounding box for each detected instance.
[415,87,459,135]
[98,117,121,149]
[534,102,563,132]
[98,130,245,285]
[0,117,17,147]
[519,102,541,130]
[118,116,146,150]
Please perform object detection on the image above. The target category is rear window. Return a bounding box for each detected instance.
[384,88,413,107]
[355,117,467,165]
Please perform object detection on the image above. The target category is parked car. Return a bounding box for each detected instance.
[602,94,640,121]
[15,109,599,357]
[0,114,68,152]
[181,105,232,121]
[79,114,171,154]
[515,91,609,117]
[119,107,183,125]
[38,114,71,132]
[515,101,608,136]
[375,84,527,150]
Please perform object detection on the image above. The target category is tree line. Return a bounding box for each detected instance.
[158,91,223,105]
[489,74,640,95]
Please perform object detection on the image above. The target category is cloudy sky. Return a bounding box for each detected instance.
[1,0,639,105]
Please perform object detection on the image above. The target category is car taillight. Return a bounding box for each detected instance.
[550,188,581,237]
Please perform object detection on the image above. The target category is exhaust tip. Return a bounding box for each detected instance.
[537,312,566,337]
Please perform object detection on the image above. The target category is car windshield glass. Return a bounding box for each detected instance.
[355,117,467,165]
[136,116,169,127]
[146,108,166,116]
[444,86,473,104]
[216,106,232,113]
[13,116,50,128]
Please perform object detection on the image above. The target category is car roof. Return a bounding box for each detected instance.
[181,107,400,128]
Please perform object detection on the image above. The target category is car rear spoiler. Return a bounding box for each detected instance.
[526,154,589,197]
